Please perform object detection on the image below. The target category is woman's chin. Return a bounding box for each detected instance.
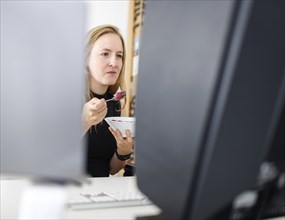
[102,75,118,86]
[104,81,116,86]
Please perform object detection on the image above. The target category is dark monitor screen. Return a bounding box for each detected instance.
[135,1,284,220]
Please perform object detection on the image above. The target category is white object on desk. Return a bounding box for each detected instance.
[18,182,67,220]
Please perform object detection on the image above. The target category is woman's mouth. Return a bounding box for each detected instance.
[106,71,117,75]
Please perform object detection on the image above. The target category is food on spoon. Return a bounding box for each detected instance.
[113,91,126,101]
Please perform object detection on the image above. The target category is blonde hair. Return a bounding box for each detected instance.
[85,24,126,105]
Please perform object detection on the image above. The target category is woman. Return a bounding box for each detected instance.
[81,25,134,177]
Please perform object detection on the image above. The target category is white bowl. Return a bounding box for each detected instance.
[104,117,135,137]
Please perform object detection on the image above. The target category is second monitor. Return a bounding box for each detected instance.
[135,0,285,220]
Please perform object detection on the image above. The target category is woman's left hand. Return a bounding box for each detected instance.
[108,127,134,155]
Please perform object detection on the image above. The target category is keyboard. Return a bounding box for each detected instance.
[67,191,152,210]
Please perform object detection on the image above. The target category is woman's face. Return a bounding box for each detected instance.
[88,33,123,94]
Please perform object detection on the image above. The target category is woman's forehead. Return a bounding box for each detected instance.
[93,33,123,52]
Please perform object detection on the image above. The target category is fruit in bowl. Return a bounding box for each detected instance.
[104,117,135,137]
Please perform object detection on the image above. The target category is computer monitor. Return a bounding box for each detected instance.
[0,2,86,182]
[135,1,284,220]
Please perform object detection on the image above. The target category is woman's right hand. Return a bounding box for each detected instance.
[81,98,107,136]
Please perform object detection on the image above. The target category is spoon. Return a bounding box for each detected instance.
[106,91,126,102]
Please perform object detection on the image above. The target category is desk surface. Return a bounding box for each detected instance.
[1,176,161,220]
[1,176,284,220]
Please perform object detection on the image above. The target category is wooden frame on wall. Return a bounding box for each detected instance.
[122,0,145,117]
[121,0,145,172]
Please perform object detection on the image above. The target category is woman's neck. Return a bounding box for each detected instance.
[90,79,108,95]
[91,87,107,95]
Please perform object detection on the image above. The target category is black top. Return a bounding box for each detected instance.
[85,92,120,177]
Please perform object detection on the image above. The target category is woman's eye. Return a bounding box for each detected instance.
[117,54,123,59]
[101,53,109,57]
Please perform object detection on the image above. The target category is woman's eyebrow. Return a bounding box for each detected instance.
[101,48,123,54]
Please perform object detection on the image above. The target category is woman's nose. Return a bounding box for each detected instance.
[109,55,117,67]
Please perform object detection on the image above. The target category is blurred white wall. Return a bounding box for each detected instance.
[86,1,129,41]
